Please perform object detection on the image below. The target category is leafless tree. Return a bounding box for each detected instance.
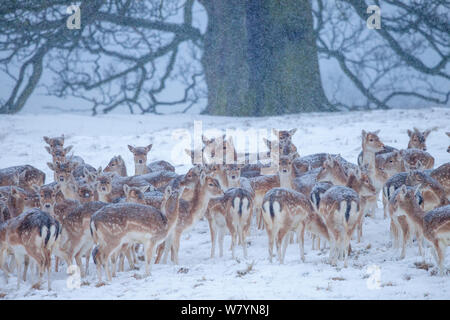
[0,0,448,115]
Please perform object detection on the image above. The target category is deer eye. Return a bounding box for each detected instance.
[369,139,373,142]
[208,183,214,187]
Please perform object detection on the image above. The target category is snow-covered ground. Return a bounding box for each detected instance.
[0,107,449,299]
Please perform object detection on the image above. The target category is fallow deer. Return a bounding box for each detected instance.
[407,127,436,151]
[94,167,150,203]
[423,204,450,275]
[104,155,127,177]
[206,187,254,259]
[55,201,108,278]
[156,171,223,264]
[405,170,448,211]
[128,144,175,175]
[388,185,425,259]
[0,208,59,290]
[249,156,296,230]
[318,186,360,267]
[430,162,450,200]
[43,135,65,149]
[0,165,45,191]
[401,149,435,171]
[90,185,184,283]
[262,188,329,263]
[0,186,40,218]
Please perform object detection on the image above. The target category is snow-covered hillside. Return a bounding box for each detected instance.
[0,107,449,299]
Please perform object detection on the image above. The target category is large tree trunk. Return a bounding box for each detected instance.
[200,0,329,116]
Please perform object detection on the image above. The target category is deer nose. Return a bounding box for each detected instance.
[102,187,106,191]
[59,177,64,182]
[231,176,236,179]
[423,147,426,151]
[45,204,50,208]
[138,160,143,164]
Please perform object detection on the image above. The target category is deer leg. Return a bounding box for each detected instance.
[238,227,247,259]
[154,243,164,264]
[267,228,274,263]
[55,256,59,273]
[218,227,225,258]
[297,224,306,262]
[209,218,217,259]
[172,233,182,265]
[432,239,446,276]
[23,255,29,281]
[85,248,92,276]
[162,234,174,264]
[15,254,24,290]
[144,241,156,276]
[75,253,84,278]
[125,246,135,270]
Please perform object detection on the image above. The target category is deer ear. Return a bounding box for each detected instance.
[361,130,367,139]
[47,162,55,171]
[97,166,103,174]
[423,130,431,138]
[407,129,413,137]
[45,146,52,155]
[64,145,73,154]
[123,184,130,195]
[146,144,153,152]
[127,145,135,153]
[446,132,450,137]
[32,184,40,194]
[289,128,297,136]
[43,136,50,144]
[140,185,150,193]
[200,171,206,185]
[202,135,209,145]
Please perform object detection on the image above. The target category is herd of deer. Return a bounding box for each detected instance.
[0,128,449,291]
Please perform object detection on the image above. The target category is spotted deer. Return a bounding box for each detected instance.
[156,171,223,264]
[128,144,175,175]
[318,186,361,267]
[0,208,59,290]
[249,155,296,230]
[55,201,107,278]
[206,187,254,259]
[94,167,150,203]
[388,185,425,259]
[407,127,436,151]
[401,149,435,171]
[0,186,40,219]
[90,185,184,283]
[262,188,329,263]
[430,163,450,201]
[423,205,450,275]
[0,165,45,191]
[405,170,448,211]
[104,155,127,177]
